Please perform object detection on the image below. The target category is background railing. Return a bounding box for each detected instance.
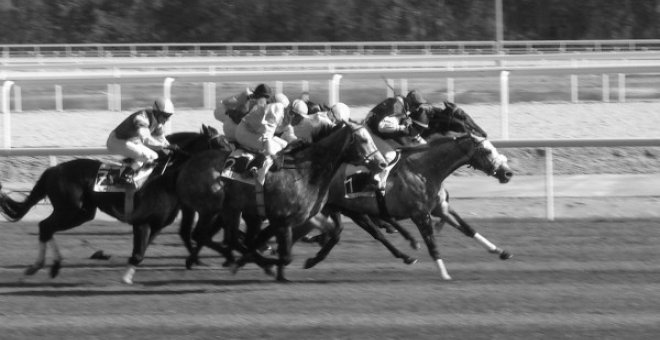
[4,40,660,58]
[2,138,660,221]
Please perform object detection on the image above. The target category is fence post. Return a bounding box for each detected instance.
[13,85,21,112]
[386,78,394,98]
[545,147,555,221]
[2,80,14,148]
[570,74,578,103]
[400,79,408,95]
[163,77,175,134]
[328,74,342,105]
[499,71,509,139]
[55,85,63,112]
[618,73,626,103]
[602,74,610,102]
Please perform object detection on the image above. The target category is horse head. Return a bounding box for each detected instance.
[428,102,488,138]
[466,134,513,183]
[343,121,388,173]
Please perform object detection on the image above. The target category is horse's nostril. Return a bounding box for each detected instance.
[505,171,514,178]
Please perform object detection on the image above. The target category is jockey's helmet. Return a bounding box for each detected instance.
[291,99,308,115]
[410,108,430,129]
[153,97,175,118]
[405,89,427,109]
[253,84,273,99]
[330,102,350,123]
[274,93,290,107]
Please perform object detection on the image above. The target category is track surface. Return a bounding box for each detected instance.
[1,217,659,339]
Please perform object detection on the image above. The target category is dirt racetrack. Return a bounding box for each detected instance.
[1,99,660,338]
[1,217,660,339]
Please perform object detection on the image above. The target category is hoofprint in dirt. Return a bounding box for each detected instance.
[1,218,659,339]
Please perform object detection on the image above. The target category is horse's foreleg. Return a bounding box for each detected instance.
[374,216,420,250]
[49,239,63,278]
[411,212,451,280]
[347,211,418,265]
[275,224,293,282]
[304,211,343,269]
[178,208,196,256]
[123,223,151,284]
[25,241,47,276]
[432,200,512,260]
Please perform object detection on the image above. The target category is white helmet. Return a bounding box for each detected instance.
[153,97,175,116]
[291,99,308,115]
[274,93,290,107]
[330,102,350,123]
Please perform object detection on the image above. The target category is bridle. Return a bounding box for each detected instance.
[348,124,381,164]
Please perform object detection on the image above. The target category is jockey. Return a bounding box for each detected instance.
[106,97,175,182]
[289,99,336,143]
[235,93,297,185]
[214,83,273,142]
[327,102,351,125]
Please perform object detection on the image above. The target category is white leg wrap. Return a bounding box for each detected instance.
[435,259,452,280]
[474,233,498,252]
[122,265,136,285]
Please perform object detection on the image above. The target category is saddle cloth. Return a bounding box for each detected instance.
[93,162,154,192]
[343,152,401,199]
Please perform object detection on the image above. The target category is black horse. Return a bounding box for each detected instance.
[179,122,387,282]
[0,125,227,282]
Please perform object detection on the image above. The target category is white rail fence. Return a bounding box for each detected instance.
[4,39,660,58]
[3,63,660,147]
[2,137,660,221]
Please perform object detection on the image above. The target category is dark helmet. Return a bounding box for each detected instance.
[409,108,429,129]
[253,84,273,99]
[405,89,427,109]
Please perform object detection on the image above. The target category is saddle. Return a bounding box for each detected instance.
[220,149,267,185]
[93,157,168,193]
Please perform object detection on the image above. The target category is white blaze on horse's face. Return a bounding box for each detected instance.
[472,135,513,183]
[352,125,388,171]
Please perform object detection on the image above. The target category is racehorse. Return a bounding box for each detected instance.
[192,121,387,282]
[0,125,227,281]
[307,132,511,280]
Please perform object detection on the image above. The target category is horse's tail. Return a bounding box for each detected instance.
[0,169,51,222]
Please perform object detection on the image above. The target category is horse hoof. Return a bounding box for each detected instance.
[185,257,196,270]
[50,260,62,278]
[403,257,418,265]
[24,264,44,276]
[499,251,513,260]
[303,258,317,269]
[121,277,133,285]
[276,276,291,283]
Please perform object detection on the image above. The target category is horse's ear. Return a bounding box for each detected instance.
[443,100,453,108]
[201,124,209,135]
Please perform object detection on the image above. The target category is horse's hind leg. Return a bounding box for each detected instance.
[411,212,451,280]
[26,209,95,277]
[344,211,418,265]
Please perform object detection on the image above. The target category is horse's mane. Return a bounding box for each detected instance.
[398,133,470,154]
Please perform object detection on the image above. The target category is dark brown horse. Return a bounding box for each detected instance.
[190,122,387,282]
[0,125,227,283]
[302,132,512,280]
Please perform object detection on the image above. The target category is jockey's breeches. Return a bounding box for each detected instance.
[106,131,158,165]
[214,103,238,142]
[235,123,287,156]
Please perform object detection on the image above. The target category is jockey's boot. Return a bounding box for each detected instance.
[253,156,273,186]
[119,161,142,184]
